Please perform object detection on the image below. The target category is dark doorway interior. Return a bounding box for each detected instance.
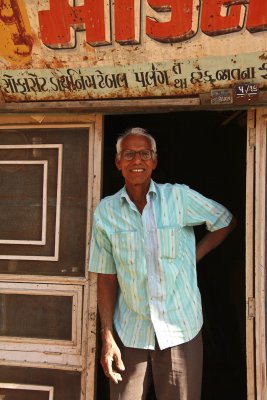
[98,110,247,400]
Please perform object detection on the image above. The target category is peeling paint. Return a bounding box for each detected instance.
[0,0,266,102]
[0,0,33,64]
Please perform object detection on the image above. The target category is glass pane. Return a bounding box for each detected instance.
[0,294,72,340]
[0,128,89,276]
[0,366,81,400]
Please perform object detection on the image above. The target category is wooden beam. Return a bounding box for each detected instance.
[0,98,200,114]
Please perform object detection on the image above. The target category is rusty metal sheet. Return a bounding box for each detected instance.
[0,0,266,102]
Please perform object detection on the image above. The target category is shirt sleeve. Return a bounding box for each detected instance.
[89,212,117,274]
[183,186,233,231]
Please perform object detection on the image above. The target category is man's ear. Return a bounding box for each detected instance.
[115,156,121,170]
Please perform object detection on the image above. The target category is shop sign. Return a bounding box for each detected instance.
[0,0,266,102]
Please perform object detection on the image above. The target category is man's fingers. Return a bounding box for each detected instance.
[101,355,124,383]
[102,356,113,375]
[102,366,123,384]
[109,371,123,384]
[113,354,125,371]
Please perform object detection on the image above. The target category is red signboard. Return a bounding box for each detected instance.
[0,0,266,102]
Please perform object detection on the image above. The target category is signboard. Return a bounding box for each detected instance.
[0,0,266,103]
[233,82,259,104]
[210,89,233,105]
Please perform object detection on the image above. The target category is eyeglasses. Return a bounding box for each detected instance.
[119,149,155,161]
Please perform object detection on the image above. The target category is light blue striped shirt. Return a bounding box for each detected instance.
[89,181,232,350]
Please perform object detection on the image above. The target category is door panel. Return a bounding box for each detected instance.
[0,128,89,275]
[0,282,82,359]
[0,115,102,400]
[0,385,52,400]
[0,366,81,400]
[0,293,72,340]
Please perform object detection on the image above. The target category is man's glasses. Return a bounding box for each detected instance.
[119,149,155,161]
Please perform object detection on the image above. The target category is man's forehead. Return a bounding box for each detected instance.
[121,134,152,149]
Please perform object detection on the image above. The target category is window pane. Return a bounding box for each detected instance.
[0,294,72,340]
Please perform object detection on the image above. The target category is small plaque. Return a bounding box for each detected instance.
[233,83,259,104]
[210,89,233,105]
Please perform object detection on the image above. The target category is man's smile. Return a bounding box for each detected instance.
[130,168,145,172]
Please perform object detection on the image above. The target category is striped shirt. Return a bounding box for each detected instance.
[89,181,232,350]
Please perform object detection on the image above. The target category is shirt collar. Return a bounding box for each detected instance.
[120,180,157,205]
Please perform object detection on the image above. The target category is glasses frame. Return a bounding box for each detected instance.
[119,149,155,161]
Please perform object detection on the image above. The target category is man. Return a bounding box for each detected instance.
[89,127,236,400]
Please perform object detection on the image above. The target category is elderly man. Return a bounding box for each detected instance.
[89,127,236,400]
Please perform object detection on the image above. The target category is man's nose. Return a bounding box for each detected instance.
[133,152,142,162]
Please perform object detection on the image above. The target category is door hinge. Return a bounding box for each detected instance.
[247,297,255,319]
[249,127,256,148]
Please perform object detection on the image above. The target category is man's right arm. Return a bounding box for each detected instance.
[98,273,125,383]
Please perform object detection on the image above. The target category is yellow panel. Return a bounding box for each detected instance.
[0,0,33,64]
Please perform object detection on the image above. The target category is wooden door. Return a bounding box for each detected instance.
[0,114,102,400]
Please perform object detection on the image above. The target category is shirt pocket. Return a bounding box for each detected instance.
[110,231,137,266]
[157,226,181,259]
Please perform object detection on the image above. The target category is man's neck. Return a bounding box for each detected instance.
[125,181,151,213]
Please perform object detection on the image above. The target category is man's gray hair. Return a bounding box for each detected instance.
[116,127,157,157]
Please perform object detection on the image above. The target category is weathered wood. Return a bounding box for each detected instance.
[0,114,101,400]
[254,108,267,400]
[0,98,201,114]
[84,114,103,400]
[246,109,256,400]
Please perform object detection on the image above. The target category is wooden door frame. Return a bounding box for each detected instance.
[255,108,267,400]
[246,108,267,400]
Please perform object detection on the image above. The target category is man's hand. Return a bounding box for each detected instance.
[101,331,125,384]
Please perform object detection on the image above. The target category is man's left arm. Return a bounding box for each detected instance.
[196,216,237,263]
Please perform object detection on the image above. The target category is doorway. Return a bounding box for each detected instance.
[100,110,247,400]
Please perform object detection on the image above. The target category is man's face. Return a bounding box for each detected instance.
[115,134,157,188]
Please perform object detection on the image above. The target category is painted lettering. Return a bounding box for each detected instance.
[174,78,188,89]
[38,0,110,48]
[146,0,197,42]
[259,63,267,79]
[201,0,247,36]
[36,0,266,49]
[172,62,182,75]
[1,56,267,102]
[2,74,48,94]
[134,64,170,87]
[115,0,141,44]
[247,0,267,33]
